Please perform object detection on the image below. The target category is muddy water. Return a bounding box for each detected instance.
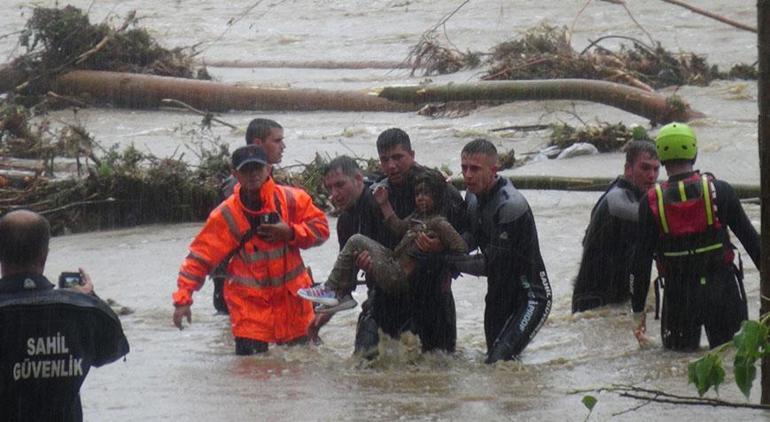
[2,1,766,420]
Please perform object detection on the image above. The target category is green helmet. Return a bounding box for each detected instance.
[655,122,697,162]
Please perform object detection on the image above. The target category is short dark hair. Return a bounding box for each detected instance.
[323,155,362,178]
[0,210,50,267]
[624,140,658,165]
[414,171,447,209]
[376,128,412,153]
[461,138,498,159]
[245,119,282,144]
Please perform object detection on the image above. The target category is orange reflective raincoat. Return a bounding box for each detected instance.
[173,178,329,343]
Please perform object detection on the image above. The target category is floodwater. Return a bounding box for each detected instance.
[1,1,766,420]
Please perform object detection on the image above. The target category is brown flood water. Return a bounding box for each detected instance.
[2,1,765,420]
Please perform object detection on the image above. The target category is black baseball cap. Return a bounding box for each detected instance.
[232,145,268,170]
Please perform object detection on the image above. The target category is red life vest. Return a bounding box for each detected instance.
[647,172,733,274]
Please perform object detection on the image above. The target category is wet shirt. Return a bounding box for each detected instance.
[572,177,644,312]
[336,182,381,249]
[0,274,129,422]
[630,172,760,313]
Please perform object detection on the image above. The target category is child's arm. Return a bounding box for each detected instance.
[430,218,468,254]
[383,214,410,239]
[374,185,409,237]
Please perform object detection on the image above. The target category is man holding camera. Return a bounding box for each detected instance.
[0,210,129,421]
[173,145,329,355]
[211,118,286,313]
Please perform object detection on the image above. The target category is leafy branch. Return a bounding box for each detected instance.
[688,314,770,399]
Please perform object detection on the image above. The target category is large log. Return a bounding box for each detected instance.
[379,79,705,124]
[53,70,414,112]
[36,70,701,123]
[201,59,410,69]
[450,175,759,199]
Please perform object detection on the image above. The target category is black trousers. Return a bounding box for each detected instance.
[660,264,747,351]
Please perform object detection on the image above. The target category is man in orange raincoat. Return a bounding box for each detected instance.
[172,145,329,355]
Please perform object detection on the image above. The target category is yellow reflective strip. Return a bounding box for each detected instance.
[663,251,691,257]
[281,187,297,220]
[230,263,307,288]
[694,243,723,254]
[186,252,211,268]
[221,206,242,240]
[240,247,286,263]
[655,184,669,234]
[663,242,723,257]
[677,181,687,202]
[179,271,205,283]
[702,175,714,226]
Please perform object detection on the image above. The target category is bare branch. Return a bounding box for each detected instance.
[661,0,757,33]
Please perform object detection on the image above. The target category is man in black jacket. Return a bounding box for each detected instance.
[630,123,760,350]
[572,141,660,312]
[0,210,129,422]
[354,129,467,357]
[451,138,552,363]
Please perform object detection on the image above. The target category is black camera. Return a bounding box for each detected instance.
[58,272,83,289]
[260,212,280,225]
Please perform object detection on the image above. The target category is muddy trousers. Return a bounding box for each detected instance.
[326,233,407,294]
[660,265,747,351]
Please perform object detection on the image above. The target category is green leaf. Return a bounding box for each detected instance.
[581,395,597,411]
[690,353,724,396]
[733,320,769,360]
[734,353,757,399]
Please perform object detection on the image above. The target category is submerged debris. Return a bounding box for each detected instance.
[6,5,207,101]
[548,122,651,153]
[410,24,757,88]
[407,33,481,76]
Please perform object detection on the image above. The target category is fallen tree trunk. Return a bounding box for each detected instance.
[380,79,704,124]
[33,70,699,122]
[201,59,411,69]
[53,70,414,112]
[450,175,760,199]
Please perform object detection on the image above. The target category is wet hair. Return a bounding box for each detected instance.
[624,140,658,165]
[413,170,447,212]
[323,155,362,178]
[0,210,50,267]
[245,118,282,144]
[461,138,498,159]
[376,128,412,153]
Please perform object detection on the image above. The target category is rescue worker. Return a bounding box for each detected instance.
[449,138,552,364]
[572,140,660,312]
[211,118,285,314]
[630,122,760,351]
[307,156,379,342]
[173,145,329,355]
[355,129,468,356]
[0,210,129,421]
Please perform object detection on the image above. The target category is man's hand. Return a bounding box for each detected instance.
[307,313,333,344]
[257,221,294,243]
[355,250,373,273]
[415,232,443,253]
[173,304,192,330]
[69,267,94,295]
[633,312,652,347]
[373,185,389,206]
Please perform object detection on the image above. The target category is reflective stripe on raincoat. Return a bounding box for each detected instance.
[173,177,329,342]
